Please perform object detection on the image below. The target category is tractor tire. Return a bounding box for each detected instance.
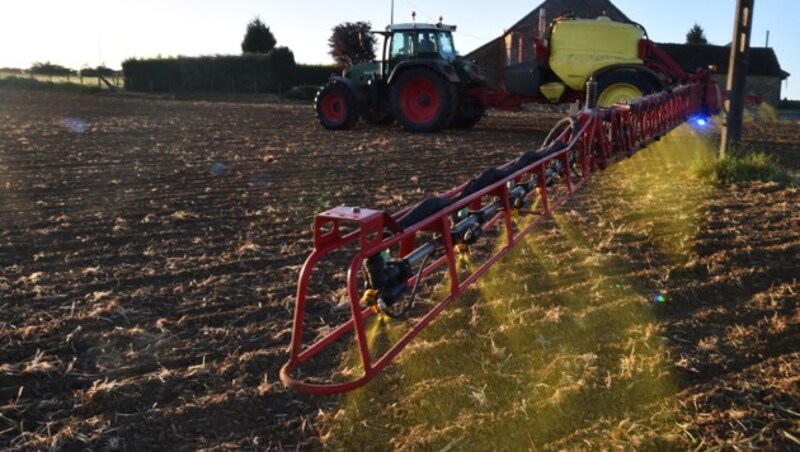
[390,68,457,133]
[315,81,359,130]
[595,71,656,107]
[452,95,485,129]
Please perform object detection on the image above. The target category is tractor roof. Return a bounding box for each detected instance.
[385,23,457,33]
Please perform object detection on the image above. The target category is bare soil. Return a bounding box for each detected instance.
[0,90,797,450]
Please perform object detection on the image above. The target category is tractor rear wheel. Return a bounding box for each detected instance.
[595,71,656,107]
[315,81,359,130]
[390,68,456,133]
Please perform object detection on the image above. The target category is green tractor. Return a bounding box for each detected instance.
[315,20,486,133]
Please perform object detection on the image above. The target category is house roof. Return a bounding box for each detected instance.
[509,0,632,30]
[466,0,631,59]
[657,43,790,79]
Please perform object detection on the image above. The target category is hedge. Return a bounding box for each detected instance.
[122,53,337,94]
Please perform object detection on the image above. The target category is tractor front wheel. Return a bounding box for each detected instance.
[595,71,656,107]
[315,82,359,130]
[390,68,456,133]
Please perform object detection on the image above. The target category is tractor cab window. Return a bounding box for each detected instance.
[389,32,415,59]
[416,32,437,57]
[436,32,456,60]
[414,31,455,60]
[389,30,457,61]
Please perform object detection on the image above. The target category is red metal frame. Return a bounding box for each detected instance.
[639,40,690,85]
[281,84,706,394]
[469,86,583,111]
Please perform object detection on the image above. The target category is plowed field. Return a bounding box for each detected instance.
[1,90,798,449]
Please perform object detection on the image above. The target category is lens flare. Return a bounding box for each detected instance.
[211,161,225,175]
[61,117,88,134]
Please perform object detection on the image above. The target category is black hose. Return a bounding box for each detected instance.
[382,253,429,319]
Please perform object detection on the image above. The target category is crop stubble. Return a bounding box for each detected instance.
[0,90,797,449]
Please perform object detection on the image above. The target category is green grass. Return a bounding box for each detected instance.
[694,147,791,185]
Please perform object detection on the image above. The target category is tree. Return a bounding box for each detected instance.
[269,46,296,91]
[30,62,75,76]
[242,17,277,54]
[686,23,708,45]
[328,21,376,68]
[30,62,76,81]
[79,65,115,77]
[269,46,296,69]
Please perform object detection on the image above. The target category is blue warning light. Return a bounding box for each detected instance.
[690,115,709,128]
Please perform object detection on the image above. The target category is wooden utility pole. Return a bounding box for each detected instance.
[720,0,755,157]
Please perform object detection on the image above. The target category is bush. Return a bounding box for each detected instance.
[694,148,790,184]
[742,101,778,122]
[284,85,321,101]
[292,64,337,86]
[80,66,116,77]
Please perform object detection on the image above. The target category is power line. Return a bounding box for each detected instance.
[399,0,495,41]
[455,30,496,41]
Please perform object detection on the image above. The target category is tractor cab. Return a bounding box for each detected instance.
[380,23,458,75]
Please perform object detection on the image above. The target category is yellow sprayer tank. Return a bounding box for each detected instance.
[548,17,644,91]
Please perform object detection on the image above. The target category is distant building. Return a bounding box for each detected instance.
[465,0,790,105]
[657,44,790,105]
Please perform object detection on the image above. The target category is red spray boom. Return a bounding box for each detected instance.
[282,76,718,394]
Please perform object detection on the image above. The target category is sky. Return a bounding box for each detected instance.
[1,0,797,99]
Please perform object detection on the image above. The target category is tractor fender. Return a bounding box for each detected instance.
[387,60,461,86]
[327,75,367,98]
[590,64,667,92]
